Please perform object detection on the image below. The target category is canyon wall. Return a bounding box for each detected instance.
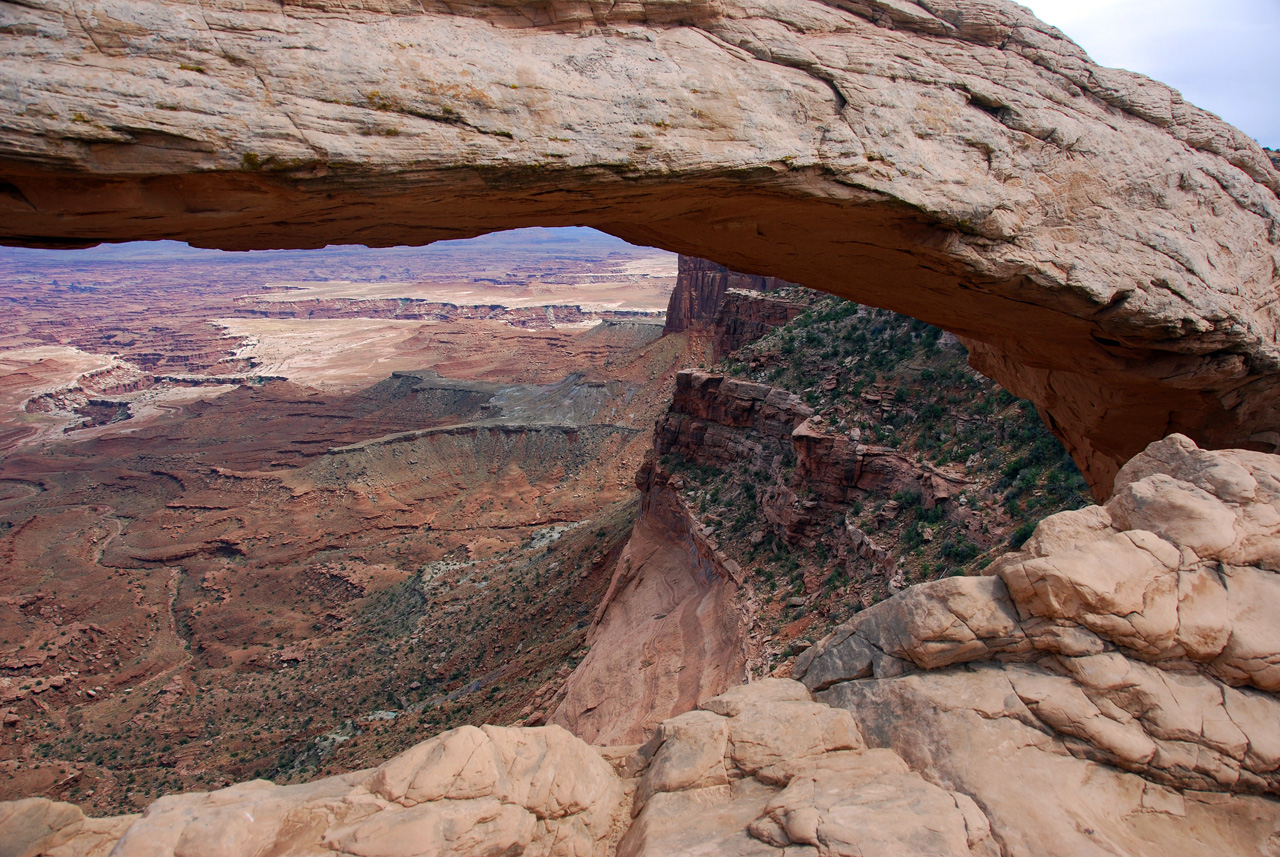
[543,288,807,744]
[657,369,812,467]
[548,336,1032,749]
[547,456,751,744]
[3,0,1280,494]
[711,288,807,361]
[663,256,793,335]
[544,288,809,744]
[655,368,963,544]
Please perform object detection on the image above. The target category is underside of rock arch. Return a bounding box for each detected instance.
[2,0,1279,494]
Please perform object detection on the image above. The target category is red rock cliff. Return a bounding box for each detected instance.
[655,370,969,545]
[663,256,793,334]
[712,288,807,361]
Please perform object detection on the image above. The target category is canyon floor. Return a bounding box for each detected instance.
[0,230,696,813]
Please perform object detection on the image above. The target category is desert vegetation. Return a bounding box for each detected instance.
[659,291,1091,659]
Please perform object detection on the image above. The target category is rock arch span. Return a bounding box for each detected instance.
[2,0,1278,495]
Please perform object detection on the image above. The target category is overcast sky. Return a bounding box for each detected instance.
[1021,0,1279,148]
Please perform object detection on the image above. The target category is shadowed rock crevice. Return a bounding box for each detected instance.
[3,0,1280,495]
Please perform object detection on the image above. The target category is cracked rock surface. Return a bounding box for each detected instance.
[797,433,1280,855]
[618,678,998,857]
[3,0,1280,493]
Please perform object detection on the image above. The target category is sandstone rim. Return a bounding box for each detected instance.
[3,0,1280,495]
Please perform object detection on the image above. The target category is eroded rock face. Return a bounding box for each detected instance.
[656,370,813,467]
[796,434,1280,854]
[548,456,750,744]
[655,369,968,545]
[0,798,134,857]
[619,678,998,857]
[3,0,1280,495]
[824,668,1280,857]
[664,256,793,335]
[711,288,807,361]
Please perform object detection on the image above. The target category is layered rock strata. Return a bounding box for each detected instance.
[4,0,1280,494]
[656,369,966,543]
[236,297,660,327]
[656,369,813,467]
[711,288,808,361]
[663,257,793,335]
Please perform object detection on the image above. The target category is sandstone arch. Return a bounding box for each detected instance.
[2,0,1278,495]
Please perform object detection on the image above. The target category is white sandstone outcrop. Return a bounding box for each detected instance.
[4,1,1280,493]
[796,434,1280,855]
[618,678,998,857]
[3,724,623,857]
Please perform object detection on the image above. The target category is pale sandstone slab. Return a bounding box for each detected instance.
[15,724,624,857]
[801,436,1280,803]
[621,678,996,857]
[748,749,997,857]
[821,668,1280,857]
[3,1,1280,493]
[0,798,134,857]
